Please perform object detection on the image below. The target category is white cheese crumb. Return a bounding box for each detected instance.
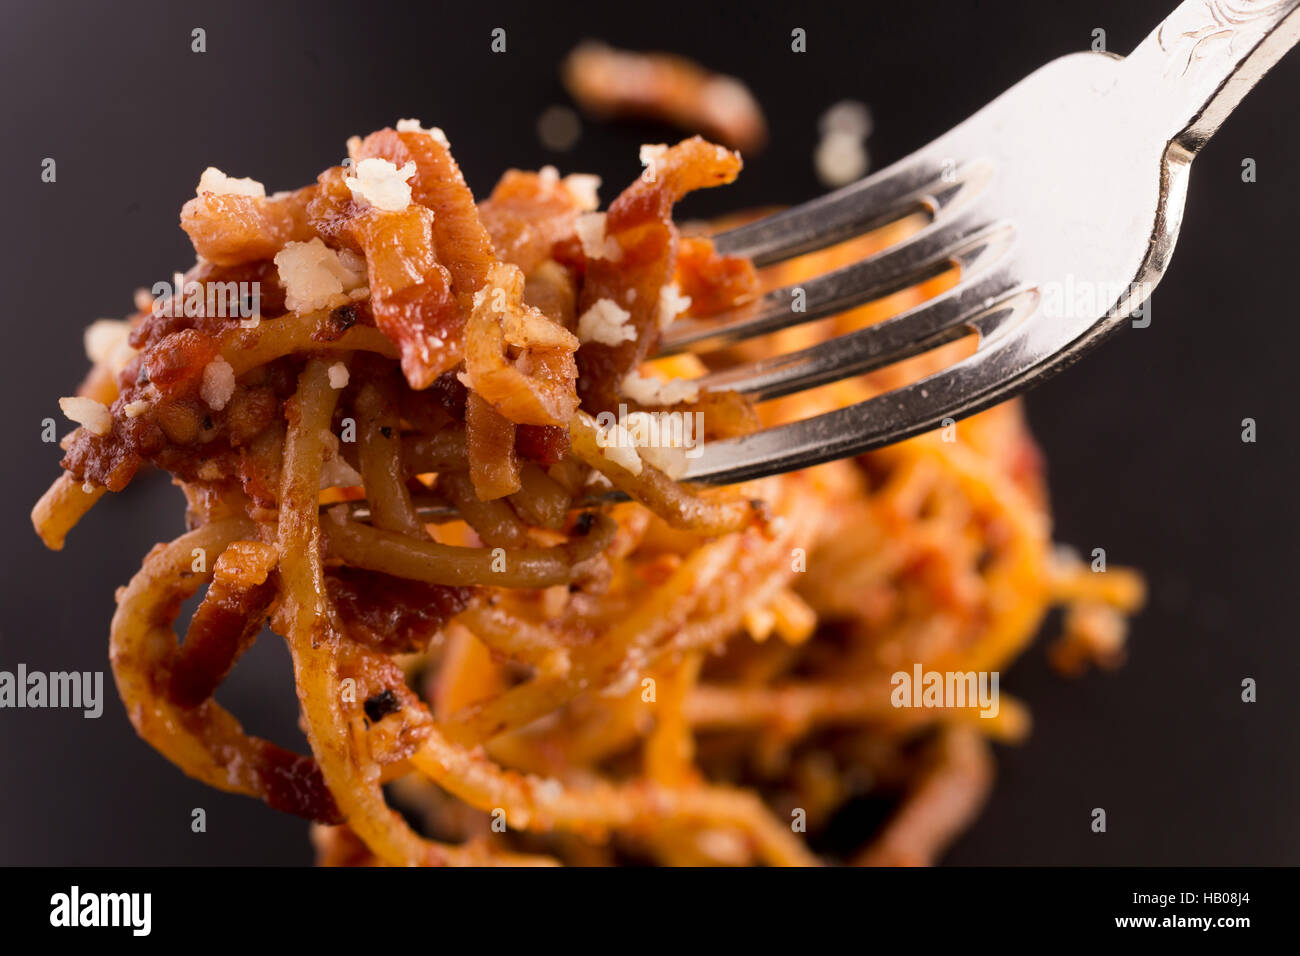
[562,173,600,211]
[819,99,873,138]
[637,444,688,479]
[59,396,112,436]
[640,143,668,175]
[83,318,138,375]
[597,420,643,475]
[395,118,450,147]
[317,430,363,489]
[344,157,417,212]
[814,130,869,188]
[123,400,151,418]
[327,362,350,389]
[538,165,560,190]
[657,283,691,330]
[574,213,622,261]
[200,357,236,411]
[577,298,635,346]
[274,238,366,313]
[345,135,363,167]
[81,480,96,494]
[624,410,690,479]
[620,370,699,406]
[83,319,129,364]
[319,455,364,490]
[196,167,266,198]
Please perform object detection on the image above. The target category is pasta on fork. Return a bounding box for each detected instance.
[33,121,1141,866]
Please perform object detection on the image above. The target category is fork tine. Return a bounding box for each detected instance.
[689,265,1021,401]
[659,207,1004,355]
[711,157,991,267]
[678,287,1042,485]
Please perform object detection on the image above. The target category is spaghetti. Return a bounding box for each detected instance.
[33,122,1141,866]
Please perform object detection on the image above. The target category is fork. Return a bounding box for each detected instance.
[657,0,1300,485]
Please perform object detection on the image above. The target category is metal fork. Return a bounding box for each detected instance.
[661,0,1300,485]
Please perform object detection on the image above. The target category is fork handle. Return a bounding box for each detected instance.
[1126,0,1300,153]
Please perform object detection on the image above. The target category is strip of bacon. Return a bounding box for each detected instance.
[355,128,496,314]
[464,262,579,427]
[465,392,522,500]
[577,137,743,410]
[169,541,279,709]
[180,186,317,267]
[309,167,463,390]
[327,567,474,654]
[676,234,760,316]
[563,42,768,155]
[479,169,590,275]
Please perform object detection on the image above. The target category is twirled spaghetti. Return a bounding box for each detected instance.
[33,122,1142,866]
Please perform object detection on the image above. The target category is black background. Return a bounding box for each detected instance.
[1,0,1296,865]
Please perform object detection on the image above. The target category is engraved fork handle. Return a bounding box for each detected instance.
[1126,0,1300,153]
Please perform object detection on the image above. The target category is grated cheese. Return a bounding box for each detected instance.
[319,456,363,490]
[318,431,363,490]
[657,283,691,330]
[575,213,621,261]
[624,410,690,479]
[327,362,350,389]
[59,396,112,436]
[562,173,601,211]
[814,129,869,188]
[639,143,668,173]
[621,370,699,406]
[196,167,266,198]
[200,357,236,411]
[596,420,643,475]
[344,157,417,212]
[123,400,150,418]
[395,118,450,147]
[577,298,635,345]
[274,238,367,313]
[819,99,873,138]
[83,318,137,375]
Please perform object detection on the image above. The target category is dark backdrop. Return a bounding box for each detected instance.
[2,0,1296,865]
